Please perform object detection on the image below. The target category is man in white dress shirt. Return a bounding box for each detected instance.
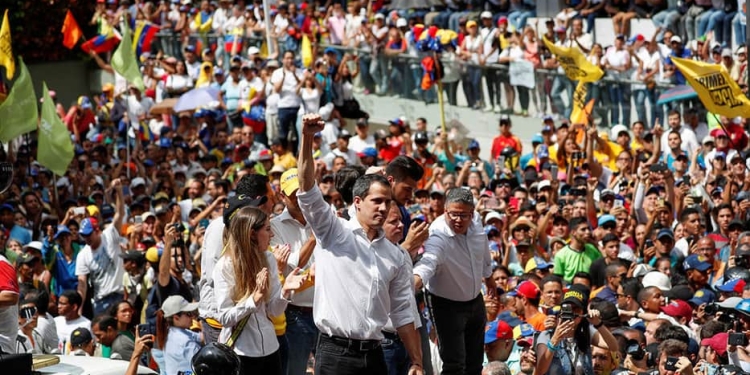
[271,168,318,375]
[296,114,423,375]
[414,188,495,375]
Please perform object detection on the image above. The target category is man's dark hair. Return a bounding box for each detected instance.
[572,271,592,284]
[519,203,536,215]
[213,179,230,195]
[352,174,391,200]
[713,203,733,217]
[637,286,660,305]
[235,174,269,198]
[658,339,688,357]
[385,156,424,182]
[601,233,619,247]
[668,109,681,119]
[654,325,689,343]
[335,165,366,205]
[61,290,83,309]
[620,277,641,299]
[589,298,621,328]
[680,207,700,223]
[541,274,563,288]
[92,315,118,331]
[22,288,49,315]
[700,320,729,339]
[568,217,588,232]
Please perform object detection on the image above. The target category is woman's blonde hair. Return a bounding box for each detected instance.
[225,206,270,303]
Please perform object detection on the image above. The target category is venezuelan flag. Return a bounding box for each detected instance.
[132,20,160,59]
[138,121,154,142]
[81,23,120,54]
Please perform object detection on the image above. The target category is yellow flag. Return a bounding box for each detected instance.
[0,10,16,80]
[670,57,750,118]
[570,81,594,125]
[542,37,603,83]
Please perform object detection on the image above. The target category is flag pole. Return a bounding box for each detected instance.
[433,51,446,134]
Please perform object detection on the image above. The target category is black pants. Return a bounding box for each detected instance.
[239,351,281,375]
[314,334,387,375]
[427,292,485,375]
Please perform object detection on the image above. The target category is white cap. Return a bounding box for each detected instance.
[56,177,70,188]
[718,297,743,309]
[632,264,653,278]
[538,180,551,191]
[131,177,146,188]
[642,271,671,292]
[141,212,156,221]
[670,35,682,44]
[247,46,260,55]
[269,164,286,174]
[23,241,43,252]
[484,211,504,225]
[702,135,715,145]
[480,11,492,19]
[189,167,207,179]
[161,295,199,318]
[374,13,385,20]
[610,124,630,139]
[396,18,408,28]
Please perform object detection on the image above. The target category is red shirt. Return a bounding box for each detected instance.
[491,134,522,160]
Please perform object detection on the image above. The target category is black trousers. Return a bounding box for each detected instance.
[314,334,387,375]
[427,292,486,375]
[239,351,281,375]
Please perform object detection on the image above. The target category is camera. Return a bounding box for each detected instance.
[645,239,654,248]
[626,339,645,361]
[736,253,750,268]
[572,152,583,161]
[664,356,679,371]
[704,303,720,316]
[729,332,748,347]
[560,303,575,321]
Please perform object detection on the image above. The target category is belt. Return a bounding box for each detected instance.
[321,333,382,352]
[203,318,223,329]
[287,304,313,314]
[382,331,401,342]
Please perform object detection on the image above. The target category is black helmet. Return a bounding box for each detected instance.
[501,146,517,158]
[191,343,241,375]
[724,267,750,283]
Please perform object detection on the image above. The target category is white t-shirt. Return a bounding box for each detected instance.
[186,60,202,82]
[126,95,155,127]
[75,226,125,300]
[480,27,499,63]
[660,125,700,157]
[239,76,264,107]
[265,82,279,115]
[348,134,375,153]
[53,315,91,354]
[271,68,303,109]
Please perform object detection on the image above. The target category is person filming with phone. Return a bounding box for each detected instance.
[534,284,619,375]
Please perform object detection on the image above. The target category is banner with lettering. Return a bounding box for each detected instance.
[542,37,603,83]
[671,57,750,119]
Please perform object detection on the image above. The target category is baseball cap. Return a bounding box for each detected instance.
[280,168,300,196]
[610,124,629,139]
[23,241,43,254]
[161,295,199,318]
[701,333,728,357]
[16,253,37,266]
[484,320,513,344]
[524,257,553,273]
[79,218,99,236]
[145,247,161,263]
[70,328,94,347]
[414,131,429,143]
[223,194,269,226]
[131,177,146,188]
[670,35,682,44]
[657,228,674,240]
[258,149,273,161]
[660,300,692,324]
[484,211,504,225]
[508,281,540,299]
[683,254,712,272]
[597,215,616,226]
[480,11,492,19]
[54,225,71,239]
[703,135,715,145]
[468,139,480,150]
[718,278,746,293]
[600,189,616,199]
[562,284,590,310]
[484,225,499,236]
[396,18,408,28]
[374,13,385,20]
[338,130,352,139]
[688,289,717,306]
[466,20,477,28]
[531,134,544,145]
[247,46,260,55]
[641,271,671,291]
[513,323,536,340]
[359,147,378,159]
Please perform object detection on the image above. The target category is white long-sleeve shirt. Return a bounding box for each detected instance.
[270,209,314,307]
[213,251,288,357]
[297,185,415,341]
[198,218,223,319]
[413,212,493,302]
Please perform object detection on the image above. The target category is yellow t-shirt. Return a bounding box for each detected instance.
[274,152,298,171]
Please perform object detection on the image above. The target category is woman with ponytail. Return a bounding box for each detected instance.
[213,206,306,374]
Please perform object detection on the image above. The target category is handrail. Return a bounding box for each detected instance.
[153,31,677,89]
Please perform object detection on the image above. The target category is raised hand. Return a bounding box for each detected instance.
[282,267,308,299]
[302,113,325,135]
[252,267,269,304]
[273,244,292,270]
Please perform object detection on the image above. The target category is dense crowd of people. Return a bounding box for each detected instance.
[4,1,750,375]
